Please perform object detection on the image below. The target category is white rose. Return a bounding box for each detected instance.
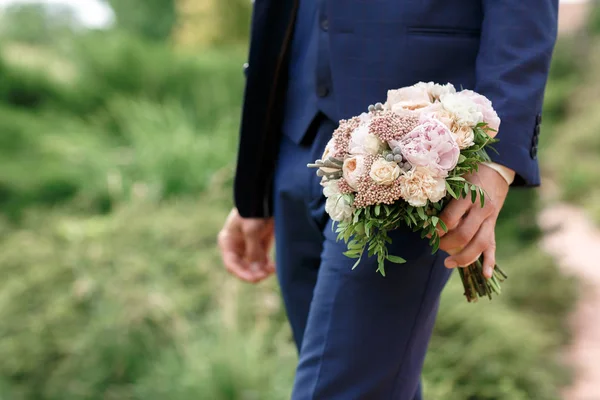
[369,158,401,186]
[453,125,475,149]
[348,123,386,155]
[398,166,447,207]
[323,179,341,197]
[440,93,483,127]
[325,194,354,222]
[386,85,432,114]
[342,155,368,190]
[415,82,456,101]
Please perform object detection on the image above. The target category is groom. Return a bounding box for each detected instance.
[218,0,558,398]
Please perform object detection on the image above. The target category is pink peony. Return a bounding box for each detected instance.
[399,117,460,176]
[457,90,501,136]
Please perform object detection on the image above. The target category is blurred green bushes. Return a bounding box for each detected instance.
[542,1,600,221]
[0,2,581,398]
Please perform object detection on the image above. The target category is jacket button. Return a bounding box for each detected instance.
[320,18,329,31]
[317,85,330,97]
[530,145,538,160]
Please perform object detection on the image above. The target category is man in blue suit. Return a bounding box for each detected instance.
[218,0,558,398]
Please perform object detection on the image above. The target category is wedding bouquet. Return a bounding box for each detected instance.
[308,82,507,302]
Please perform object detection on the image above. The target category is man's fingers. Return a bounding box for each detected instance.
[438,198,471,236]
[439,209,484,256]
[482,246,496,279]
[222,250,257,282]
[444,219,496,269]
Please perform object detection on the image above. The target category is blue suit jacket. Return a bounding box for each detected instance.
[234,0,559,218]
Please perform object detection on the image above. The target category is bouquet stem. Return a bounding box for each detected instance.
[457,258,508,303]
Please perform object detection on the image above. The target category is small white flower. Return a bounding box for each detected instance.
[325,194,354,222]
[323,179,341,197]
[440,93,483,128]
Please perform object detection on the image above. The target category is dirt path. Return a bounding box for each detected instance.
[539,204,600,400]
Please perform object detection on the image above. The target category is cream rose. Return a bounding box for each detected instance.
[369,158,401,186]
[452,125,475,149]
[342,155,367,190]
[398,166,447,207]
[348,123,386,155]
[386,85,432,114]
[325,194,354,222]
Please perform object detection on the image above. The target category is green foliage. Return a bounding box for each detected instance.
[0,3,78,45]
[106,0,177,42]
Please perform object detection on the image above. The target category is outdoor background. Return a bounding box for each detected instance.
[0,0,597,399]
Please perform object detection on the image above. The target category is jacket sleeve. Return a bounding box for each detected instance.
[474,0,559,186]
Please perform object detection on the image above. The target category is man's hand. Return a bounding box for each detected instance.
[438,164,510,279]
[217,208,275,283]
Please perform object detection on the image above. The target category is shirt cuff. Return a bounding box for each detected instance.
[482,162,516,185]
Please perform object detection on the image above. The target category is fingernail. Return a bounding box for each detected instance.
[484,266,493,278]
[445,259,457,269]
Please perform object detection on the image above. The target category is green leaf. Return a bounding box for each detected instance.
[445,181,458,199]
[408,212,417,225]
[431,216,439,228]
[463,183,470,197]
[375,204,381,216]
[343,250,360,258]
[352,257,362,270]
[471,185,477,203]
[432,236,440,253]
[417,207,426,220]
[438,219,448,232]
[386,255,406,264]
[479,188,485,208]
[458,154,467,164]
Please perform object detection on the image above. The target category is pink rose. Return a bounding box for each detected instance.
[386,85,432,113]
[342,155,368,190]
[399,118,460,176]
[457,90,501,136]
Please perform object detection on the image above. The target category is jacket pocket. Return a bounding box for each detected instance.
[406,26,480,38]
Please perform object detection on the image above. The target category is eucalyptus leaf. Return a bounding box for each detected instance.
[386,255,406,264]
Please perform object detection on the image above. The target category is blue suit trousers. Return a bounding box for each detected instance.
[274,115,453,400]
